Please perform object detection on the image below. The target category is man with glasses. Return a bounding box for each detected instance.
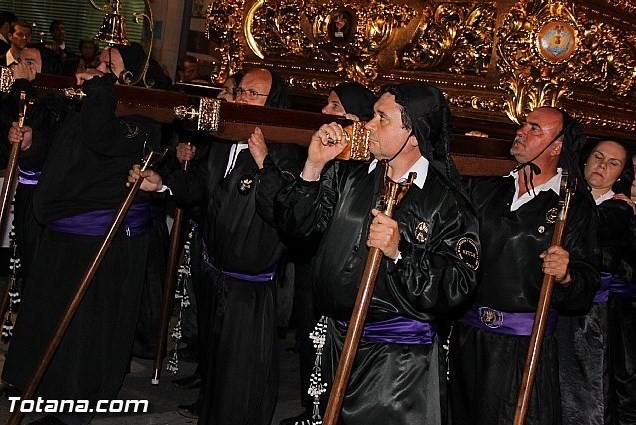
[130,67,305,425]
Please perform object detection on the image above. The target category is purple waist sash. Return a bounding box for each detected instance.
[463,304,558,337]
[17,167,41,185]
[48,203,152,237]
[593,272,612,303]
[202,256,276,283]
[337,316,436,345]
[610,275,636,298]
[200,237,277,282]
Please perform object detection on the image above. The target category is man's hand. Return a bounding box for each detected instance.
[539,245,571,286]
[367,208,400,260]
[302,122,349,181]
[76,68,104,86]
[247,127,268,169]
[176,143,196,163]
[8,122,33,151]
[11,61,35,82]
[127,164,163,192]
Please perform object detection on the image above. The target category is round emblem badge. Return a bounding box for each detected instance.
[455,237,480,271]
[536,20,578,64]
[545,207,558,224]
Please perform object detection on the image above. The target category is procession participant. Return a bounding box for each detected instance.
[448,107,600,425]
[274,81,480,424]
[129,67,306,425]
[1,44,162,425]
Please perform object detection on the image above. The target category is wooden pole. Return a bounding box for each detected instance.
[6,151,164,425]
[513,176,573,425]
[323,164,415,425]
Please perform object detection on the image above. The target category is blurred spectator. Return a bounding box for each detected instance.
[0,11,17,55]
[177,55,210,84]
[45,20,75,63]
[2,20,31,66]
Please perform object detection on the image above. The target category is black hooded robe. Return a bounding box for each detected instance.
[161,71,305,425]
[274,158,479,425]
[449,175,600,425]
[2,73,161,424]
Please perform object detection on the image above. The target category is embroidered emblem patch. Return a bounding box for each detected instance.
[479,306,504,328]
[238,175,254,195]
[415,221,429,243]
[455,237,479,270]
[545,207,558,224]
[121,121,140,139]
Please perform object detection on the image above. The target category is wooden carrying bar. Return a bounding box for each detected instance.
[30,74,516,176]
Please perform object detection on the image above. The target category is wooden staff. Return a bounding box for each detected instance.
[7,150,165,425]
[0,91,29,336]
[152,142,191,385]
[513,171,574,425]
[323,162,415,425]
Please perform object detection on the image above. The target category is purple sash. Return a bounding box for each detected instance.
[337,316,436,345]
[202,256,276,283]
[48,203,152,237]
[610,275,636,298]
[200,237,277,282]
[463,304,558,337]
[17,167,41,185]
[593,272,612,303]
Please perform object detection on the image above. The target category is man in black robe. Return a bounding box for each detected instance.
[130,67,306,425]
[448,107,600,425]
[274,82,480,424]
[2,44,162,425]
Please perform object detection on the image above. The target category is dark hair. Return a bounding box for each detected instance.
[10,21,31,34]
[0,11,17,27]
[78,38,97,52]
[49,20,63,34]
[24,42,63,75]
[177,54,198,71]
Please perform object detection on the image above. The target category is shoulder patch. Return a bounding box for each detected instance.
[121,121,140,139]
[414,221,430,243]
[455,237,479,270]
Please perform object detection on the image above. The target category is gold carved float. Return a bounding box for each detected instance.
[204,0,636,141]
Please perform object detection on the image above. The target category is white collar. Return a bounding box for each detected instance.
[224,142,249,177]
[367,156,429,189]
[5,50,17,66]
[508,167,562,211]
[594,189,615,205]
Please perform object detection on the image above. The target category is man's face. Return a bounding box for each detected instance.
[364,92,413,160]
[19,47,42,74]
[52,23,65,43]
[631,155,636,199]
[10,25,31,51]
[235,69,271,106]
[182,61,199,83]
[510,108,563,164]
[321,91,346,116]
[97,47,125,78]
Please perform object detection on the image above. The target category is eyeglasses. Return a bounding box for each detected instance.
[233,87,268,99]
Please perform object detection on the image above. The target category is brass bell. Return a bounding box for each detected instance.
[96,12,130,46]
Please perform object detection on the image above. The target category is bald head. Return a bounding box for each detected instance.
[235,68,272,106]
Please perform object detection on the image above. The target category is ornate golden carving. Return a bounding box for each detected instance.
[206,0,247,81]
[398,2,496,75]
[496,0,580,123]
[204,0,636,138]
